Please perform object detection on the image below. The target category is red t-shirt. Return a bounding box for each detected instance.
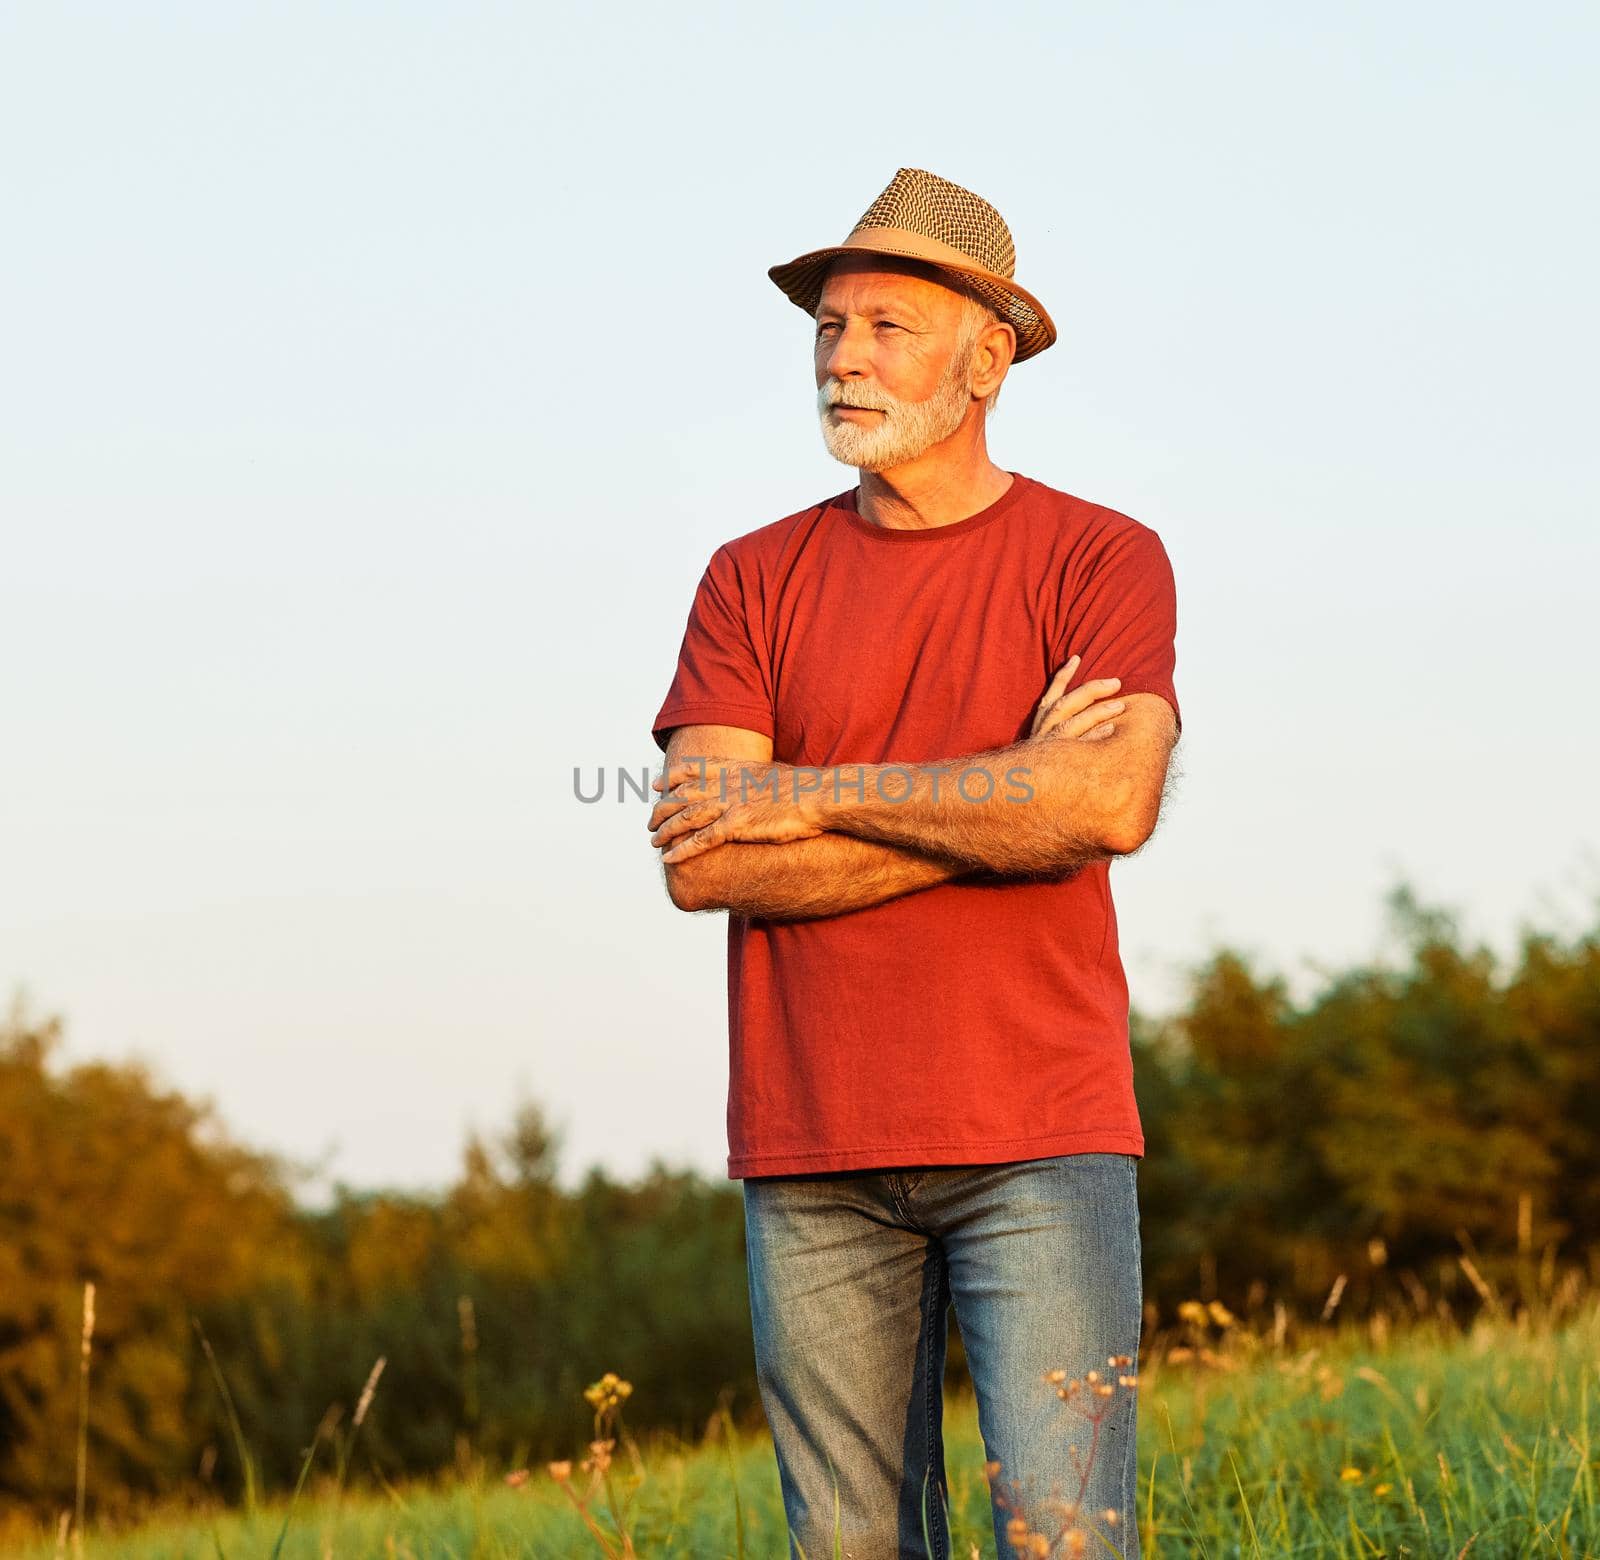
[652,471,1181,1179]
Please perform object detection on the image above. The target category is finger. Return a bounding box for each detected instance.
[651,799,727,847]
[1046,677,1122,721]
[1071,702,1124,734]
[1035,654,1081,710]
[664,756,729,789]
[656,806,726,844]
[1031,657,1085,736]
[648,794,699,829]
[666,762,747,801]
[662,818,725,864]
[1039,698,1126,741]
[660,780,716,811]
[652,803,704,845]
[680,768,768,805]
[1035,684,1124,738]
[1032,655,1081,713]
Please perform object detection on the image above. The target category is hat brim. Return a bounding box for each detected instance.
[768,241,1057,363]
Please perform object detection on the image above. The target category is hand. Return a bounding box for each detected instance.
[1029,655,1126,743]
[647,755,829,864]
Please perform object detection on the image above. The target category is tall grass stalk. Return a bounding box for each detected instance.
[715,1402,747,1560]
[72,1281,94,1557]
[268,1403,341,1560]
[331,1355,388,1538]
[191,1319,257,1517]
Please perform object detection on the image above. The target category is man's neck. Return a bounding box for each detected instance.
[856,451,1015,532]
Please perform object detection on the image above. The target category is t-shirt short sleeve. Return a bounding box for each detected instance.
[1056,521,1182,736]
[652,543,776,753]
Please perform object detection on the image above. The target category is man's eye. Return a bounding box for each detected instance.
[877,321,902,331]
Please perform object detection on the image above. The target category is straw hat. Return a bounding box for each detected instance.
[767,167,1057,363]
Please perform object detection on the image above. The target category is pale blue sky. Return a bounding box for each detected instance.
[2,2,1595,1196]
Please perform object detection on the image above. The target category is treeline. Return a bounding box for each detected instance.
[2,882,1599,1517]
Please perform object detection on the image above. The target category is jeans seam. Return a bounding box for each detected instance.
[1127,1154,1142,1549]
[923,1249,946,1560]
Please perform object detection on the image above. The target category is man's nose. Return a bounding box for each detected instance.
[821,321,870,381]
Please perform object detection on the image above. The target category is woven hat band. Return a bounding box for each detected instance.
[839,224,1011,279]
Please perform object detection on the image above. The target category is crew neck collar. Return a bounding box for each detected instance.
[834,471,1030,542]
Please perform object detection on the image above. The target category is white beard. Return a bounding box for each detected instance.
[816,337,978,472]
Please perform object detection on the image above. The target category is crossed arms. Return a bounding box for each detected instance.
[649,661,1179,920]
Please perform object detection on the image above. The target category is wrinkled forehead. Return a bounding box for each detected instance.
[816,254,968,321]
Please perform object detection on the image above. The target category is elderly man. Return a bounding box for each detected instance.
[648,167,1180,1560]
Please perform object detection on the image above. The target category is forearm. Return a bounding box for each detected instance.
[665,830,970,920]
[817,739,1133,877]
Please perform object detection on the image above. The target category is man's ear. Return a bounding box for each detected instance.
[974,321,1016,398]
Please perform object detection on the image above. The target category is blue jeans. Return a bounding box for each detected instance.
[742,1152,1142,1560]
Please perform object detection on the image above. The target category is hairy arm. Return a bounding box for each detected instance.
[817,693,1179,874]
[655,724,972,919]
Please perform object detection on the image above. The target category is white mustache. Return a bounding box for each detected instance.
[819,382,898,412]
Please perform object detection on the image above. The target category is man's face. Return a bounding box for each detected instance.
[813,257,1000,472]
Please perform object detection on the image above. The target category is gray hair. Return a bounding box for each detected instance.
[952,292,1008,416]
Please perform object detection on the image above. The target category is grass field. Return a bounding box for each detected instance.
[11,1287,1600,1559]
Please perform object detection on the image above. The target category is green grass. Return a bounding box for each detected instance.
[12,1295,1600,1558]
